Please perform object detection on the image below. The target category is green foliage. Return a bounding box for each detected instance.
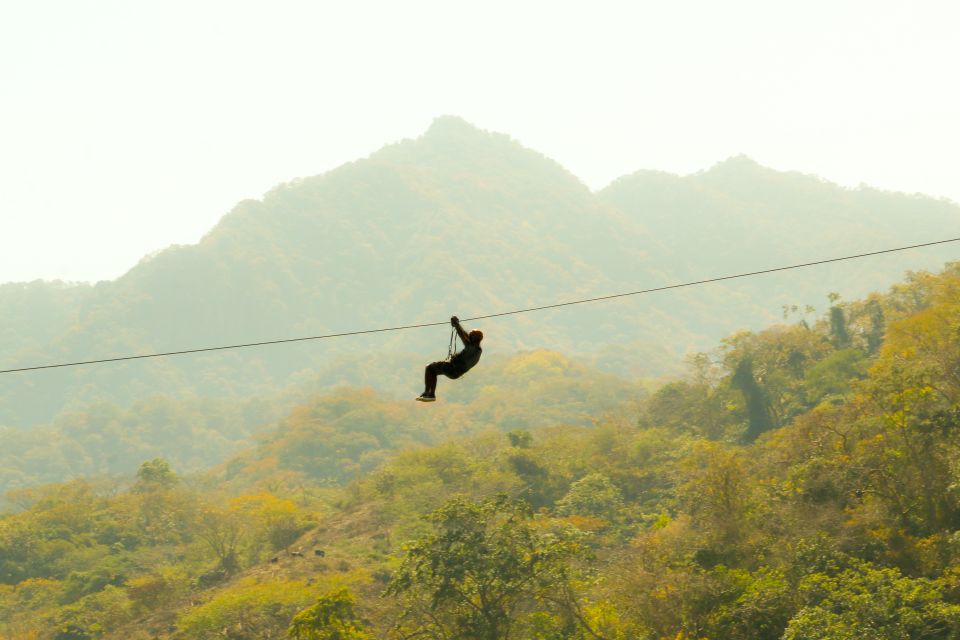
[288,588,369,640]
[0,395,279,498]
[729,356,775,441]
[178,579,321,639]
[783,562,960,639]
[125,565,191,613]
[54,585,133,638]
[829,305,850,349]
[556,473,624,522]
[865,298,886,353]
[803,348,866,401]
[387,495,593,640]
[60,555,131,603]
[8,263,960,639]
[133,458,178,492]
[53,624,93,640]
[0,463,316,636]
[220,352,643,492]
[707,568,794,640]
[507,429,533,448]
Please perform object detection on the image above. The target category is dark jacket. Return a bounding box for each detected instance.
[450,341,482,375]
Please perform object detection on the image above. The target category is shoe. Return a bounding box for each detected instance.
[416,394,436,402]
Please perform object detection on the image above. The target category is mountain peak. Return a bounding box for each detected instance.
[417,115,512,152]
[369,116,585,191]
[705,154,763,173]
[424,115,484,137]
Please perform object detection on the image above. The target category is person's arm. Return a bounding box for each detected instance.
[451,316,472,344]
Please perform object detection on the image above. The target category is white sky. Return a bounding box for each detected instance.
[1,0,958,284]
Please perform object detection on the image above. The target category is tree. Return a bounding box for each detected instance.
[178,578,319,638]
[195,503,246,574]
[386,495,597,640]
[864,299,886,354]
[856,280,960,535]
[133,458,178,492]
[507,430,533,448]
[288,589,369,640]
[828,294,850,349]
[231,492,308,559]
[803,348,866,401]
[783,562,960,639]
[706,568,794,640]
[730,357,774,441]
[679,441,753,550]
[721,325,833,439]
[556,474,624,523]
[132,458,193,545]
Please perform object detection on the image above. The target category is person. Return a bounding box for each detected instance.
[416,316,483,402]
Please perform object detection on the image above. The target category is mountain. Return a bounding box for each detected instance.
[601,157,959,335]
[601,155,960,280]
[1,117,958,430]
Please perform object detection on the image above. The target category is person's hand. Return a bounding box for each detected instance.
[451,316,460,326]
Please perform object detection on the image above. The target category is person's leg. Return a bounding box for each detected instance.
[418,362,463,401]
[424,362,440,396]
[418,362,448,400]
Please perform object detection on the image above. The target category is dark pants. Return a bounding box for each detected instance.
[424,360,465,395]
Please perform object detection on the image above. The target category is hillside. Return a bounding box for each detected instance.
[5,264,960,638]
[0,350,642,496]
[1,117,958,433]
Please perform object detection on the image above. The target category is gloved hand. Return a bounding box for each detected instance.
[451,316,460,326]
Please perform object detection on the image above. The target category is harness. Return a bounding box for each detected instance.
[446,328,461,361]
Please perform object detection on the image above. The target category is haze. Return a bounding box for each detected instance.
[1,0,957,283]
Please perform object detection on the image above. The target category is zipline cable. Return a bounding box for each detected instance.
[2,236,959,375]
[463,236,960,322]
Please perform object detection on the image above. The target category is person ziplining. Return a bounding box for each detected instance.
[416,316,483,402]
[4,237,958,377]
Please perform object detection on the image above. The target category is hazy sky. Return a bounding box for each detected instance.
[1,0,958,284]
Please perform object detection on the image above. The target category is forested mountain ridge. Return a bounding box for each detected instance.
[602,154,960,277]
[1,116,957,432]
[0,117,650,427]
[6,263,960,638]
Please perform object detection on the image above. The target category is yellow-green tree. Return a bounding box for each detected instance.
[288,588,369,639]
[386,495,596,640]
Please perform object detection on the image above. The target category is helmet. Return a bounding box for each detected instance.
[468,330,484,343]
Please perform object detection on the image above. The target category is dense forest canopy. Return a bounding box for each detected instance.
[6,262,960,638]
[0,350,641,496]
